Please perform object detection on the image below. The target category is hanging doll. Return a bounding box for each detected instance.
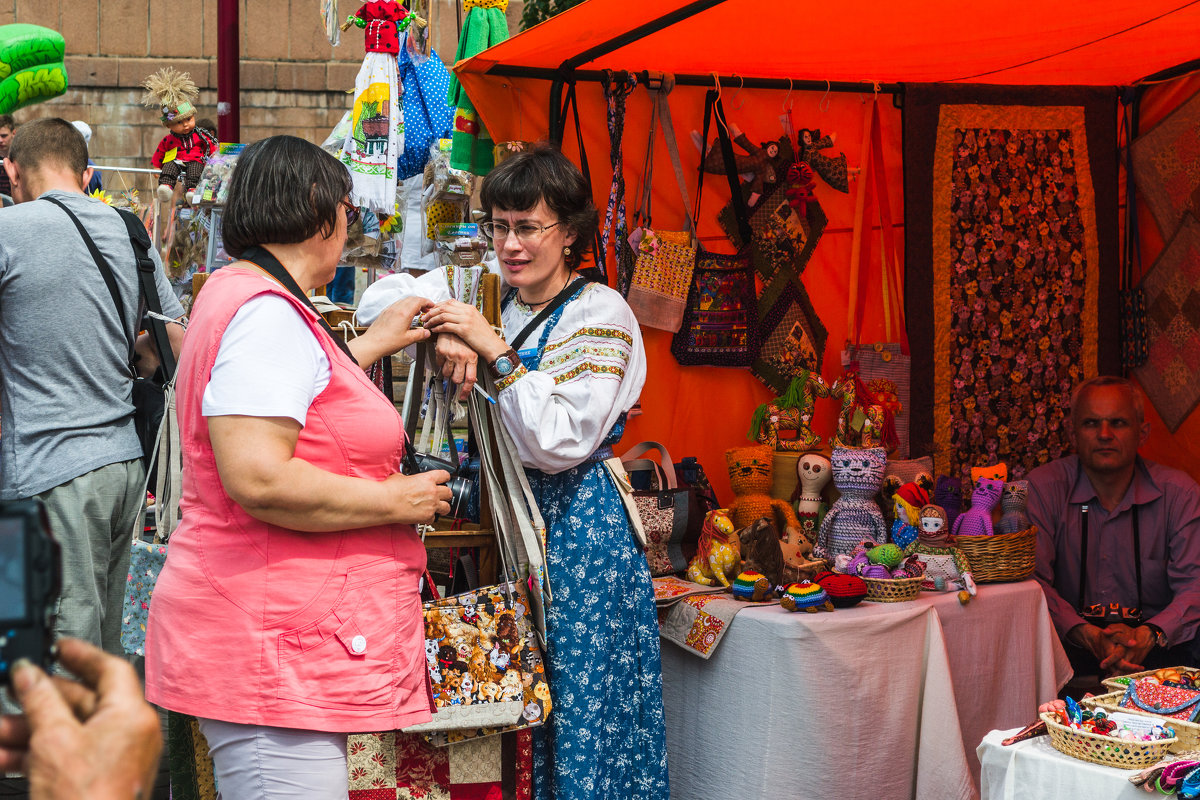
[447,0,510,175]
[905,504,977,604]
[815,447,889,559]
[796,128,849,193]
[747,370,829,452]
[141,67,217,203]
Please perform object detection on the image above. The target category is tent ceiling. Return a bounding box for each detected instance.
[460,0,1200,86]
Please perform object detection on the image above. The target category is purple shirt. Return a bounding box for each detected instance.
[1028,455,1200,651]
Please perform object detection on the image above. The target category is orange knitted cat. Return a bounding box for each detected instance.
[725,444,802,534]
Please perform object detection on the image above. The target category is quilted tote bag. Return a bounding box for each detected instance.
[626,74,697,332]
[1121,678,1200,722]
[621,441,705,576]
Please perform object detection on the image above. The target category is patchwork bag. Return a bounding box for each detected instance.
[621,441,706,576]
[626,73,697,332]
[1120,678,1200,722]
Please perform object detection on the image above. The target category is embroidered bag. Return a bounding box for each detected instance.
[621,441,706,575]
[1121,678,1200,722]
[627,73,698,332]
[672,88,760,367]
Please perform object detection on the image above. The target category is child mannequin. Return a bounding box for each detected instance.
[142,67,217,202]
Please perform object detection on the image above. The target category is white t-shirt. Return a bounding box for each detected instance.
[202,292,331,425]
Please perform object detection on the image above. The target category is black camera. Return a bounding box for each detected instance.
[402,448,474,520]
[0,499,61,683]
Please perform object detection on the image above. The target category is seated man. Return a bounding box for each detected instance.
[1029,375,1200,681]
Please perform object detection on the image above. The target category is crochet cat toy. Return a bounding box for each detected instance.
[725,445,802,533]
[906,504,976,604]
[816,447,889,558]
[952,477,1005,537]
[686,509,741,588]
[970,462,1008,485]
[141,67,217,203]
[933,475,963,532]
[995,480,1031,535]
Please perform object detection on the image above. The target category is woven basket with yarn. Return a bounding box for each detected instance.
[861,574,923,603]
[952,526,1037,583]
[1082,690,1200,753]
[1040,711,1176,767]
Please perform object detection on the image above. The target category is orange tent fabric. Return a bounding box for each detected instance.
[455,0,1200,500]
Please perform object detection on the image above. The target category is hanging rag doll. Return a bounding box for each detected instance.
[447,0,510,175]
[905,504,976,603]
[952,477,1005,537]
[340,1,416,213]
[699,123,784,207]
[995,480,1031,535]
[796,128,849,193]
[141,67,217,203]
[816,447,889,559]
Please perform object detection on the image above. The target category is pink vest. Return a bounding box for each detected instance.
[144,268,433,732]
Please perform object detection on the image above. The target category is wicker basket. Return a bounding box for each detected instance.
[1102,666,1199,693]
[1082,690,1200,753]
[862,575,923,603]
[1040,711,1177,767]
[953,526,1037,583]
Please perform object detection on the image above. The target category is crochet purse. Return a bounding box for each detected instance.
[671,89,761,367]
[1120,678,1200,722]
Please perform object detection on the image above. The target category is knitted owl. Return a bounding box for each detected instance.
[996,480,1031,535]
[933,476,963,532]
[725,445,802,533]
[816,447,889,558]
[952,477,1005,537]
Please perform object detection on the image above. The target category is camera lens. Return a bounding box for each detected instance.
[446,476,473,519]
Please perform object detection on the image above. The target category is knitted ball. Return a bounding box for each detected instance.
[861,564,892,579]
[780,582,829,612]
[867,543,904,569]
[830,447,888,494]
[815,570,868,607]
[731,570,771,602]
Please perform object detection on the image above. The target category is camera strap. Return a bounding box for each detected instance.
[238,245,358,365]
[1077,503,1142,613]
[503,276,589,352]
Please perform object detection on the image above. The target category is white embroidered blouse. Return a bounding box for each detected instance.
[357,270,646,475]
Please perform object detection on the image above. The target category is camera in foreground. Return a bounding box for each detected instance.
[0,499,60,683]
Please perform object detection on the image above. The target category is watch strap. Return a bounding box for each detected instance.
[488,347,521,378]
[1144,622,1168,648]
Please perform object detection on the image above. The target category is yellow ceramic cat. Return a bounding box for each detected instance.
[687,509,742,588]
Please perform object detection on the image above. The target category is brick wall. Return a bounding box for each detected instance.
[1,0,523,194]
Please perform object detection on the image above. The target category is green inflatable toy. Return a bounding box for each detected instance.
[0,23,68,114]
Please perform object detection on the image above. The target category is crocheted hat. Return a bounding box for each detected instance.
[815,570,868,607]
[830,447,887,493]
[141,67,199,125]
[896,482,929,510]
[780,581,829,612]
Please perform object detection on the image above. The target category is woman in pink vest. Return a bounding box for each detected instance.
[144,135,452,798]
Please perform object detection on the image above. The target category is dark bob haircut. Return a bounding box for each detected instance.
[8,117,87,175]
[222,135,352,258]
[479,143,598,272]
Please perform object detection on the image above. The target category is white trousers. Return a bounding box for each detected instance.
[197,718,349,799]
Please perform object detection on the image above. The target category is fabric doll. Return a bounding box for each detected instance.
[699,123,783,207]
[724,444,802,534]
[816,447,889,559]
[952,477,1005,537]
[933,475,963,531]
[793,452,831,544]
[905,504,977,603]
[686,509,741,588]
[141,67,217,203]
[885,481,929,551]
[796,128,849,193]
[995,480,1031,535]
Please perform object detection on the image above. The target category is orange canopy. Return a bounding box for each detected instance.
[454,0,1200,501]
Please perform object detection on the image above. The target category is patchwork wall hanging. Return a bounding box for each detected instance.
[904,85,1120,481]
[1131,87,1200,238]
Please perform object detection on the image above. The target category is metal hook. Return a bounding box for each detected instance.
[782,78,794,112]
[729,73,745,112]
[819,79,831,113]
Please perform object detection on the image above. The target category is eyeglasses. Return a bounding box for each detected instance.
[480,220,560,242]
[342,199,360,227]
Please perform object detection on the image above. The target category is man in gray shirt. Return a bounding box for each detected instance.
[0,118,184,655]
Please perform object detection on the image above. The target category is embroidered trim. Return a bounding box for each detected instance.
[495,364,527,392]
[543,325,634,353]
[552,361,626,384]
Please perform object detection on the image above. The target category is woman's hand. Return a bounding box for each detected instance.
[382,470,453,525]
[349,295,434,366]
[422,300,508,363]
[435,333,479,399]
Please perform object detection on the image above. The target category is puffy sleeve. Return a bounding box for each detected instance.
[355,268,453,324]
[495,284,646,474]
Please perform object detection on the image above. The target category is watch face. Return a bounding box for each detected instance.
[494,356,515,377]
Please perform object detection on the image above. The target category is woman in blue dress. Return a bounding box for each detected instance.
[358,144,669,799]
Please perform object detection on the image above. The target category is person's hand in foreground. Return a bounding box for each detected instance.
[0,638,162,799]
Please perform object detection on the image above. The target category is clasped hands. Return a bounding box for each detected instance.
[415,299,509,400]
[1072,622,1158,676]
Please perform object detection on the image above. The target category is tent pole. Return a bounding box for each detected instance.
[559,0,731,74]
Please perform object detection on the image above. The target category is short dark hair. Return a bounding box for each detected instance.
[8,117,86,174]
[479,143,597,271]
[1070,375,1146,426]
[0,114,15,130]
[195,118,217,135]
[221,135,351,258]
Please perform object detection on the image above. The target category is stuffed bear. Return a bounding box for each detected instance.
[995,480,1031,535]
[725,444,802,533]
[816,447,889,558]
[953,477,1005,537]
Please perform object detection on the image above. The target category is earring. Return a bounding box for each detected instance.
[563,246,572,256]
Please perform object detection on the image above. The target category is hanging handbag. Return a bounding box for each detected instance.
[620,441,706,576]
[626,73,698,332]
[671,88,761,367]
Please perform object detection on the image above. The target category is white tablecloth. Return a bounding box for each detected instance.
[660,580,1071,800]
[978,728,1146,799]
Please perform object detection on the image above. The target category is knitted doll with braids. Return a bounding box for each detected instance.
[725,445,801,535]
[142,68,217,203]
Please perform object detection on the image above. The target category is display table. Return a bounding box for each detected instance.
[977,727,1146,799]
[660,580,1071,800]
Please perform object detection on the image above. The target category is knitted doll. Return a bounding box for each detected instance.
[933,475,963,532]
[141,68,217,203]
[996,480,1031,535]
[725,444,802,533]
[952,477,1004,537]
[885,481,929,551]
[905,504,976,603]
[816,447,889,559]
